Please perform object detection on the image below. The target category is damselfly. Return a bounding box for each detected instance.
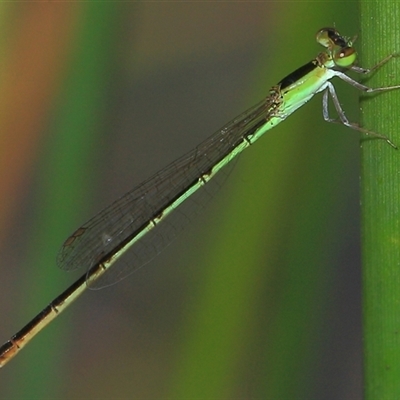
[1,27,399,368]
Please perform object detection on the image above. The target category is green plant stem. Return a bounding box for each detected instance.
[360,3,400,399]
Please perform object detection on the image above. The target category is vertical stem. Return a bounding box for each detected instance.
[360,3,400,399]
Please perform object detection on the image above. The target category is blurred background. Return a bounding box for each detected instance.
[0,3,363,399]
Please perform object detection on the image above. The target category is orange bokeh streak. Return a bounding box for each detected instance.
[0,5,80,244]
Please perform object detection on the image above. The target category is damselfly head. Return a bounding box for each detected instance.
[316,28,357,69]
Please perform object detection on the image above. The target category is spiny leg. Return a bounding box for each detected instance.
[334,69,400,94]
[322,81,397,149]
[351,53,400,75]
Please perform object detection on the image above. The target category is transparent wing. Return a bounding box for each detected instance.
[56,97,273,288]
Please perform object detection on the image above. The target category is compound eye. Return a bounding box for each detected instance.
[334,46,357,68]
[316,27,339,48]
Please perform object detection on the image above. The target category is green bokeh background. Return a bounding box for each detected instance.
[0,3,364,399]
